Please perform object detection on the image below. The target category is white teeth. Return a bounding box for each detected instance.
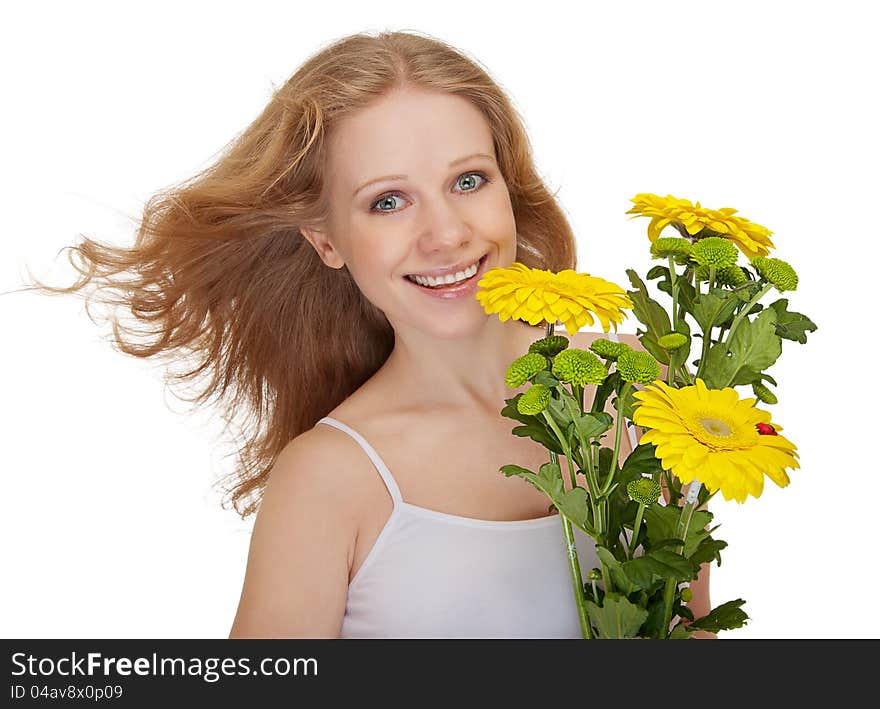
[409,259,480,287]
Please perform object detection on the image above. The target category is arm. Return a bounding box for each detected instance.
[228,430,356,638]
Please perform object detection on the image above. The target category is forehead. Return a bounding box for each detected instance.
[326,88,496,187]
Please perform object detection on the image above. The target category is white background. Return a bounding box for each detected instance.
[2,1,876,639]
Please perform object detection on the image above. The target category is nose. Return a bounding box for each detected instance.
[416,194,472,253]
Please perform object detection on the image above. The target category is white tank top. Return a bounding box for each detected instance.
[318,331,638,639]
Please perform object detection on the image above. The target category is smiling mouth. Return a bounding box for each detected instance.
[404,254,487,289]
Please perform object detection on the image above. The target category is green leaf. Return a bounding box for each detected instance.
[622,549,696,589]
[636,333,672,366]
[641,595,669,639]
[500,461,564,501]
[533,370,559,388]
[626,269,671,335]
[500,394,531,424]
[555,486,592,534]
[768,298,818,344]
[620,442,665,479]
[668,622,695,639]
[731,306,784,371]
[643,505,712,558]
[596,445,618,474]
[572,411,613,440]
[689,537,728,567]
[584,593,649,638]
[545,393,572,429]
[692,290,740,334]
[655,267,697,316]
[701,307,782,389]
[511,423,564,454]
[596,546,633,595]
[690,599,749,633]
[646,264,669,282]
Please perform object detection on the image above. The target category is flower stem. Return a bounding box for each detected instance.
[659,481,702,637]
[600,381,631,496]
[560,502,594,637]
[720,283,773,355]
[560,393,602,541]
[667,256,680,331]
[627,503,646,558]
[548,443,593,639]
[696,325,713,381]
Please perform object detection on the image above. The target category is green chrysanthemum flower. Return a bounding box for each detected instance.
[657,332,689,350]
[650,237,693,260]
[695,263,749,287]
[716,264,748,287]
[626,478,662,506]
[517,383,552,415]
[680,587,694,603]
[528,334,570,357]
[690,236,739,269]
[751,256,799,292]
[616,350,661,385]
[551,348,608,386]
[589,338,632,361]
[505,352,547,388]
[752,382,778,405]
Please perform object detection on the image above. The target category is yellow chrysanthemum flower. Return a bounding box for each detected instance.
[626,193,776,260]
[475,262,633,337]
[631,377,799,504]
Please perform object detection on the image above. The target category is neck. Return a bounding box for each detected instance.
[381,316,546,418]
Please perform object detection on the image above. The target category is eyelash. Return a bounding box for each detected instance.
[369,171,492,214]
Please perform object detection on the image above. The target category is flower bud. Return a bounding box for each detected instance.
[551,348,608,386]
[505,352,546,388]
[616,350,661,385]
[627,478,662,506]
[658,332,688,350]
[650,237,693,260]
[751,256,798,292]
[690,236,739,269]
[752,382,778,405]
[517,384,552,415]
[528,334,570,357]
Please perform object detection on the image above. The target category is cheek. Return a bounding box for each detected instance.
[344,239,405,296]
[480,191,518,246]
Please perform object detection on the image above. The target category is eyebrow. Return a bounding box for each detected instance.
[352,152,496,198]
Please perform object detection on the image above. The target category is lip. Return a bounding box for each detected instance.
[405,253,489,301]
[406,255,485,279]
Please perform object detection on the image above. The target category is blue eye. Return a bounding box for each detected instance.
[369,171,491,214]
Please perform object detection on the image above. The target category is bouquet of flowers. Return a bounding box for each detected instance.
[475,193,817,639]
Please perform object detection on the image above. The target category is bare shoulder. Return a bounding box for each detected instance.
[615,332,645,350]
[227,426,365,638]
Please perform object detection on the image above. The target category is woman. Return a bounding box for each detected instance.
[33,30,710,637]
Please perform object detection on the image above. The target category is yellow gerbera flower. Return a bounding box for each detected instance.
[631,377,799,504]
[626,193,776,260]
[475,262,633,336]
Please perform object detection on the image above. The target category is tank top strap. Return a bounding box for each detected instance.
[315,416,403,506]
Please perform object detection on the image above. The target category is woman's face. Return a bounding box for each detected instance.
[302,86,518,339]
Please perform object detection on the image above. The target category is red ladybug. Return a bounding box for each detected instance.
[756,423,777,436]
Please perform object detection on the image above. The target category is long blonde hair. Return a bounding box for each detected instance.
[24,29,579,518]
